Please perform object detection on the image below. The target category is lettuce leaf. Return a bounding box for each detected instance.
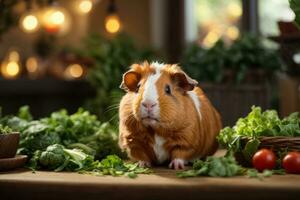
[218,106,300,157]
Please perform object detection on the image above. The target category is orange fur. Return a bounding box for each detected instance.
[119,62,222,165]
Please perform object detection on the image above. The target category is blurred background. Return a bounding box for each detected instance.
[0,0,299,126]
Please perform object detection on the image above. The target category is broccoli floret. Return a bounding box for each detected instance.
[39,144,66,170]
[36,144,95,171]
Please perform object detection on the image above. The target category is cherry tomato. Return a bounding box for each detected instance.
[252,149,276,172]
[282,152,300,174]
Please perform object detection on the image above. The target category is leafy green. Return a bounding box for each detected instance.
[0,106,149,177]
[0,124,12,134]
[28,144,141,176]
[177,154,244,178]
[18,105,33,121]
[242,139,260,163]
[217,106,300,163]
[289,0,300,28]
[177,153,284,179]
[81,155,152,178]
[247,169,285,180]
[0,106,124,160]
[35,144,95,171]
[25,144,150,178]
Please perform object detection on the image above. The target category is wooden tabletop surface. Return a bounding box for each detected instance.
[1,167,300,200]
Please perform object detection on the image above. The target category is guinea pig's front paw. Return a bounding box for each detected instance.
[168,158,186,170]
[138,160,151,168]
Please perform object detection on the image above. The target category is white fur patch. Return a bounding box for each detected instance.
[141,62,165,117]
[187,91,202,119]
[151,61,165,71]
[153,134,168,163]
[142,71,161,103]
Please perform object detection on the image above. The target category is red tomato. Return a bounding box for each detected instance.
[282,152,300,174]
[252,149,276,171]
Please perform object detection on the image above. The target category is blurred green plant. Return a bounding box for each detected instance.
[181,34,282,84]
[289,0,300,28]
[66,33,157,123]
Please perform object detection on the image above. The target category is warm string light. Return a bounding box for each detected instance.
[105,0,121,34]
[19,0,40,33]
[105,14,121,33]
[64,64,84,79]
[1,51,21,79]
[42,7,67,33]
[78,0,93,14]
[19,0,100,35]
[20,14,39,33]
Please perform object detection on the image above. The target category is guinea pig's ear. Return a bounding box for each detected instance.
[120,70,141,92]
[171,72,198,91]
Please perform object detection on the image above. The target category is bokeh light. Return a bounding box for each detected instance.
[226,26,240,40]
[105,14,121,34]
[26,57,38,73]
[42,7,69,34]
[79,0,93,14]
[64,64,84,79]
[20,14,39,33]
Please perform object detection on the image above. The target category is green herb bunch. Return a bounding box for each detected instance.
[177,153,244,178]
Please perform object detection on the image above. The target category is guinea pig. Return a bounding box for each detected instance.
[118,61,222,169]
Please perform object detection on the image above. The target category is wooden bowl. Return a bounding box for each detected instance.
[0,155,27,171]
[0,133,20,159]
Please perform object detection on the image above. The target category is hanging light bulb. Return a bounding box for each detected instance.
[78,0,93,14]
[1,50,22,79]
[105,14,121,34]
[19,0,40,33]
[43,8,65,33]
[105,0,121,34]
[42,1,70,34]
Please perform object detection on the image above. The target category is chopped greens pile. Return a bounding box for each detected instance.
[217,106,300,163]
[28,145,151,178]
[246,168,285,179]
[177,154,244,178]
[0,106,150,178]
[177,153,285,178]
[81,155,152,178]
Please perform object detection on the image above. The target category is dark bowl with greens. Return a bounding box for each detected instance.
[0,125,20,158]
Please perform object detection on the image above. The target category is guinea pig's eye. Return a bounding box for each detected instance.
[165,84,171,95]
[135,84,140,93]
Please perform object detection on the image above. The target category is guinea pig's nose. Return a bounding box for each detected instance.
[142,100,157,111]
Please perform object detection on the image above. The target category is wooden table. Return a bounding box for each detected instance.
[1,168,300,200]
